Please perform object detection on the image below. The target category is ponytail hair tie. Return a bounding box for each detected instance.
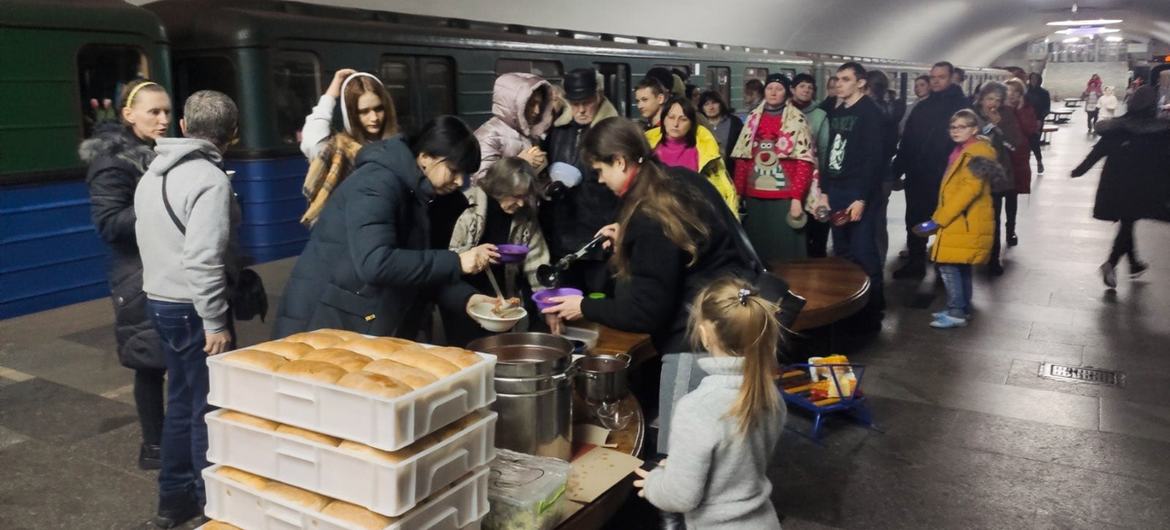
[737,288,754,306]
[338,72,385,135]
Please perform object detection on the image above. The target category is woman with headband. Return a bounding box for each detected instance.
[299,68,398,227]
[78,78,172,471]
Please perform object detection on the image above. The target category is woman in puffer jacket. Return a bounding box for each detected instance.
[78,78,171,470]
[471,72,556,182]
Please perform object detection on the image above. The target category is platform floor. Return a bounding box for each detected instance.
[3,109,1169,529]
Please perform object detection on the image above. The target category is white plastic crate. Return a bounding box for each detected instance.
[206,409,497,517]
[207,348,496,450]
[203,465,490,530]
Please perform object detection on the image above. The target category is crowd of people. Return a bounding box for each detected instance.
[78,58,1168,529]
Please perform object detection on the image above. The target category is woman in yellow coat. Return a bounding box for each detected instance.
[645,97,739,215]
[913,109,1004,329]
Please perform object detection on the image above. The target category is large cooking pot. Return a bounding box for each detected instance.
[468,333,574,460]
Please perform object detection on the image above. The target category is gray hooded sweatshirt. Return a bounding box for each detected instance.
[134,138,239,332]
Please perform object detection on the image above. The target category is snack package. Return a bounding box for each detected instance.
[484,449,570,530]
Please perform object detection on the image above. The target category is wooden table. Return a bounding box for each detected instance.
[582,323,655,368]
[771,257,870,330]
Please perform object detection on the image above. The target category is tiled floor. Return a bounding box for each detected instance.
[2,109,1168,529]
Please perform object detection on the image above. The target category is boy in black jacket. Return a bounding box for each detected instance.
[824,62,887,326]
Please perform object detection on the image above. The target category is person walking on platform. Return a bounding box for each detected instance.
[299,69,398,227]
[80,78,171,472]
[1026,73,1051,174]
[633,277,785,530]
[635,77,669,130]
[646,96,739,215]
[1071,86,1170,288]
[1099,86,1120,120]
[471,72,555,181]
[892,61,969,280]
[134,90,240,528]
[825,62,888,328]
[911,110,1000,328]
[790,73,833,258]
[730,73,817,264]
[1083,77,1103,134]
[1005,78,1038,246]
[974,82,1024,276]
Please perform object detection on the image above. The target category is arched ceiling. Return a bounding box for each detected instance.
[239,0,1170,65]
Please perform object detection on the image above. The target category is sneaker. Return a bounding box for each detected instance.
[1007,233,1019,247]
[1130,261,1149,278]
[933,310,972,321]
[1099,262,1117,289]
[1037,161,1045,174]
[153,489,201,529]
[930,314,968,329]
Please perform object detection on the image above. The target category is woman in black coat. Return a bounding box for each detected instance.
[273,116,498,339]
[541,118,753,453]
[78,79,172,470]
[1072,86,1170,288]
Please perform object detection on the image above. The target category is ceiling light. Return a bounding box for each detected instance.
[1062,37,1081,43]
[1105,36,1124,42]
[1047,19,1122,26]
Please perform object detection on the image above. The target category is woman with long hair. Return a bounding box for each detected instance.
[645,96,739,214]
[973,81,1023,275]
[299,68,398,227]
[78,78,171,471]
[1004,78,1038,243]
[541,118,753,456]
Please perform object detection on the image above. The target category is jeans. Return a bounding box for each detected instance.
[148,300,222,505]
[830,193,885,311]
[937,264,973,318]
[1108,219,1139,266]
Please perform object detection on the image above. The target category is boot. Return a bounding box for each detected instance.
[1007,232,1019,247]
[988,260,1005,276]
[893,259,926,279]
[153,489,200,529]
[138,443,161,471]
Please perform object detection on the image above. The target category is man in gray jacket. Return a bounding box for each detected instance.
[134,90,239,528]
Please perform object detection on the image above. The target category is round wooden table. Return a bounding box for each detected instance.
[771,257,870,330]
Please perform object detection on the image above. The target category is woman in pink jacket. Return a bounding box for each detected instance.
[472,73,557,182]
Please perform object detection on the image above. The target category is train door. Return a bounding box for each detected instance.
[705,65,731,105]
[595,62,631,117]
[381,55,458,133]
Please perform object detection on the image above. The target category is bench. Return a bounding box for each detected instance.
[1041,126,1059,145]
[1048,109,1074,124]
[1064,98,1083,108]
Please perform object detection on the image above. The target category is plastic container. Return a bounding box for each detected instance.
[531,288,583,311]
[204,465,490,530]
[495,244,529,264]
[206,409,498,516]
[206,347,497,451]
[483,449,570,530]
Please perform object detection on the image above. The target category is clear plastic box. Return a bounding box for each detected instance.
[483,449,570,530]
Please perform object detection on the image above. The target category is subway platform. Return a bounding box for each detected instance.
[2,110,1169,529]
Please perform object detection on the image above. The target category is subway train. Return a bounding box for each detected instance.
[0,0,1010,318]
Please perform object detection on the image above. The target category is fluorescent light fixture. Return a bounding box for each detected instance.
[1047,18,1122,26]
[1105,36,1124,42]
[1063,37,1081,43]
[1055,26,1121,36]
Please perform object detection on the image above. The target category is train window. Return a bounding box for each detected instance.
[654,64,692,83]
[705,66,731,106]
[595,62,630,117]
[174,55,238,117]
[420,57,456,122]
[76,45,149,138]
[379,57,416,131]
[272,51,321,146]
[496,59,564,86]
[744,67,768,84]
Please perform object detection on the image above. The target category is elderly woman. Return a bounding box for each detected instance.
[974,81,1024,275]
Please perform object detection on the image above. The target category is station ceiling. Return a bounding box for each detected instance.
[206,0,1170,65]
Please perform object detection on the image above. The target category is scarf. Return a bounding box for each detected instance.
[300,132,363,227]
[729,101,815,165]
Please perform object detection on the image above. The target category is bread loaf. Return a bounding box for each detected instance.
[201,521,242,530]
[276,360,346,384]
[315,328,365,341]
[337,440,406,464]
[364,359,438,389]
[300,348,372,372]
[322,500,395,530]
[250,340,313,360]
[275,424,342,447]
[215,466,269,490]
[386,349,459,377]
[218,410,279,431]
[342,336,417,359]
[425,346,483,368]
[336,371,411,399]
[281,331,344,349]
[265,482,330,511]
[222,349,287,372]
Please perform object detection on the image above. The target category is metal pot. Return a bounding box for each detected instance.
[573,353,630,404]
[468,333,575,460]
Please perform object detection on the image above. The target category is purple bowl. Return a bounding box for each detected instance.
[532,288,584,311]
[497,244,529,264]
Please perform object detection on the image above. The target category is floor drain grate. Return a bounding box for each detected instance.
[1039,363,1124,387]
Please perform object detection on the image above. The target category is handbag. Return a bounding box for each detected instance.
[161,172,269,322]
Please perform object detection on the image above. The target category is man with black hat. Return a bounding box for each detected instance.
[540,68,621,292]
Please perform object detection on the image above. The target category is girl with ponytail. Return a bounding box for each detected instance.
[633,276,785,529]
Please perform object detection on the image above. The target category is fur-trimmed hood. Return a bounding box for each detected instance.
[553,97,619,128]
[78,124,155,173]
[1093,115,1170,136]
[967,155,1005,183]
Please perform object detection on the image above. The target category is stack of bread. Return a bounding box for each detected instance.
[201,329,495,530]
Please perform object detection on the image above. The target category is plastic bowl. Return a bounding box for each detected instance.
[532,288,584,311]
[496,244,530,264]
[469,302,527,332]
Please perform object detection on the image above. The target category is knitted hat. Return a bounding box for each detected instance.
[765,73,792,92]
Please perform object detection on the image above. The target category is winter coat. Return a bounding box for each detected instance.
[1098,93,1119,119]
[645,126,739,214]
[273,136,476,339]
[540,98,622,259]
[930,140,1001,265]
[1010,103,1039,194]
[79,124,162,369]
[708,114,745,170]
[894,84,970,185]
[1026,86,1051,120]
[1071,116,1170,223]
[472,73,555,183]
[975,108,1023,194]
[449,186,551,289]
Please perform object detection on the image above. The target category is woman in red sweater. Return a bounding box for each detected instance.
[729,73,816,263]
